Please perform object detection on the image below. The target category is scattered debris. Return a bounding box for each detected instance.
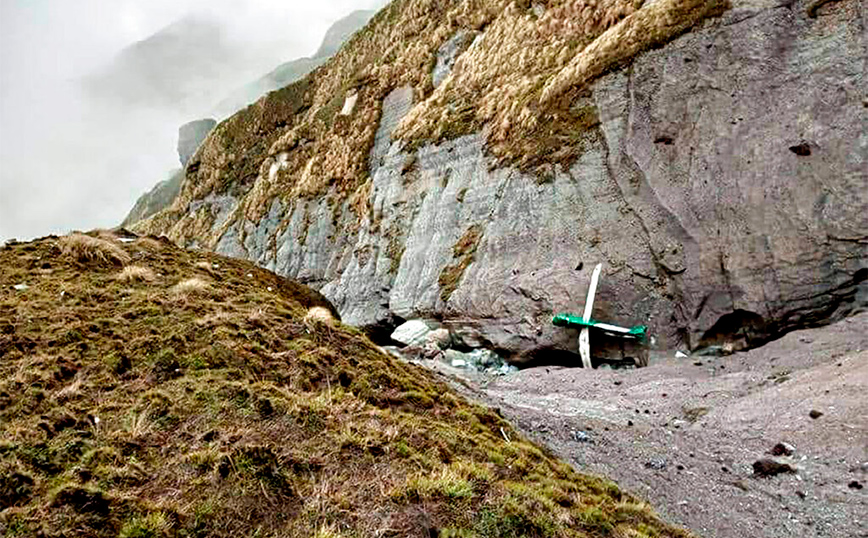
[770,443,796,457]
[553,263,648,369]
[848,481,863,490]
[809,410,824,419]
[753,458,796,477]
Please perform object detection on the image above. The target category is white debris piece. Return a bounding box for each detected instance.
[451,359,467,368]
[13,284,29,291]
[340,92,359,115]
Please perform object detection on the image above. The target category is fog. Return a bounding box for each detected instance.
[0,0,386,242]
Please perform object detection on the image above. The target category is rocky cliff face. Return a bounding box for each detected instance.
[123,120,216,227]
[178,119,217,166]
[135,0,867,363]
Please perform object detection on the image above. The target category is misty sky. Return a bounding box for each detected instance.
[0,0,386,241]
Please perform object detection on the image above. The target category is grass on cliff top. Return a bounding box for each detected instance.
[135,0,728,248]
[0,231,691,537]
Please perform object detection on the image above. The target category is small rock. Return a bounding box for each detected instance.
[693,361,703,366]
[498,363,516,375]
[613,380,622,386]
[469,349,501,368]
[809,410,824,419]
[753,458,796,477]
[848,480,863,490]
[645,459,667,471]
[627,420,633,426]
[733,479,750,491]
[770,443,796,457]
[796,490,806,499]
[572,431,592,443]
[13,284,29,291]
[675,351,689,359]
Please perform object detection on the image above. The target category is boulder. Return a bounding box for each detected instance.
[425,328,452,350]
[390,320,433,347]
[753,459,796,478]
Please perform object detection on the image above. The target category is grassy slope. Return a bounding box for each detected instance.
[0,232,690,538]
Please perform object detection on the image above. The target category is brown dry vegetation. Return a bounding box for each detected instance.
[59,233,132,267]
[0,232,690,537]
[439,224,484,302]
[134,0,728,248]
[116,265,157,284]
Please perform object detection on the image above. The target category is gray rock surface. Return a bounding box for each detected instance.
[432,30,479,89]
[178,119,217,166]
[170,0,866,363]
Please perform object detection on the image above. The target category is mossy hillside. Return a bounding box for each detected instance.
[0,232,690,537]
[135,0,729,248]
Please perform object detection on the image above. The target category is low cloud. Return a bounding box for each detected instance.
[0,0,386,241]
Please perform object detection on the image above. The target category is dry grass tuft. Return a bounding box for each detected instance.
[59,233,131,266]
[135,237,165,252]
[304,306,336,331]
[116,265,156,283]
[171,277,211,296]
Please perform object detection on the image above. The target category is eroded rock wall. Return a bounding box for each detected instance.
[157,0,867,362]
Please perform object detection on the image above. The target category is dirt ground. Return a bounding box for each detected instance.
[423,313,868,537]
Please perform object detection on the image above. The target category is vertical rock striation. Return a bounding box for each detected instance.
[135,0,867,362]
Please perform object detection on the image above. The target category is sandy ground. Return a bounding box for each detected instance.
[422,312,868,537]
